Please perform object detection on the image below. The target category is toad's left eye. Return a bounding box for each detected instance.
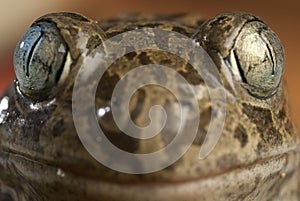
[195,12,285,99]
[14,21,68,100]
[230,21,284,98]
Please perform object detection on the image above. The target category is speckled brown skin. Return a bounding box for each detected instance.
[0,12,299,201]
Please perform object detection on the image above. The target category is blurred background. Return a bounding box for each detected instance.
[0,0,299,127]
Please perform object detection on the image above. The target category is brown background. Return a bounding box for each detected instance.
[0,0,299,127]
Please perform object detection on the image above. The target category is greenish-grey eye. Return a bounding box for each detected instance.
[195,12,284,99]
[14,21,68,100]
[231,21,284,98]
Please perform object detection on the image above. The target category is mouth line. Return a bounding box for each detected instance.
[2,143,299,186]
[2,150,298,201]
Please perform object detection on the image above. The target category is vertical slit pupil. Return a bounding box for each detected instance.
[25,33,43,77]
[233,49,247,83]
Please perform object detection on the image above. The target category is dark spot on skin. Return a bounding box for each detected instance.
[209,16,232,27]
[242,103,272,133]
[278,108,285,120]
[107,23,164,37]
[53,119,65,137]
[263,127,283,145]
[256,142,264,154]
[138,52,152,65]
[61,12,90,22]
[105,29,129,38]
[97,72,120,101]
[242,103,283,151]
[68,27,79,37]
[125,51,137,60]
[224,24,232,32]
[217,16,227,21]
[56,150,63,158]
[160,59,172,65]
[102,127,140,153]
[86,34,101,50]
[234,124,248,147]
[134,23,162,29]
[171,26,191,36]
[177,64,204,85]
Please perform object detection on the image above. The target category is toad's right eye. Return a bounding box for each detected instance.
[14,21,68,101]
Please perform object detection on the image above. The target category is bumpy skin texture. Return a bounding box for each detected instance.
[0,12,299,201]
